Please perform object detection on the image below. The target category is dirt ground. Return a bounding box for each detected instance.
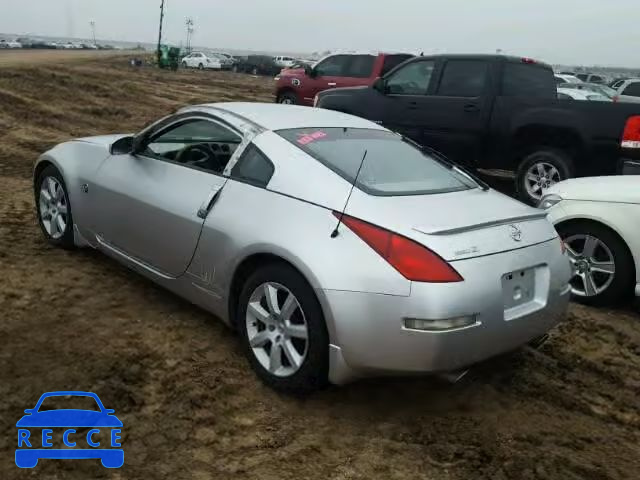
[1,54,639,480]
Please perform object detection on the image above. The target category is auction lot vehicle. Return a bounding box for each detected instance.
[557,88,612,102]
[557,82,619,101]
[33,103,571,392]
[181,52,226,70]
[541,175,640,305]
[273,55,298,69]
[233,55,281,76]
[15,391,123,468]
[615,79,640,104]
[555,73,581,84]
[0,39,22,49]
[315,54,640,204]
[275,52,414,106]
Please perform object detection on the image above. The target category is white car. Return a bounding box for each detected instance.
[181,52,224,70]
[557,88,611,102]
[273,56,297,69]
[616,79,640,104]
[555,74,582,85]
[541,176,640,305]
[0,39,22,49]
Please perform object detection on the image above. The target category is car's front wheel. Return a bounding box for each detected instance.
[557,221,634,306]
[35,165,75,249]
[277,92,298,105]
[237,263,329,393]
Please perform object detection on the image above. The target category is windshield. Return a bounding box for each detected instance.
[277,128,477,196]
[38,395,101,412]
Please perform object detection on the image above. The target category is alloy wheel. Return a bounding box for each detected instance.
[564,234,616,297]
[525,162,562,201]
[39,176,68,240]
[245,282,309,377]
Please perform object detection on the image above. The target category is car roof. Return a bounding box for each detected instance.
[195,102,387,132]
[416,53,551,68]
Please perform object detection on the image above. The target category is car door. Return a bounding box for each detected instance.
[89,114,244,277]
[301,55,353,103]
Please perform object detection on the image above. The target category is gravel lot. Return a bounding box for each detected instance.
[1,54,639,480]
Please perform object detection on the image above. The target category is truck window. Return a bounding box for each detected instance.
[436,60,488,97]
[385,61,435,95]
[345,55,376,78]
[315,55,351,77]
[502,63,556,99]
[381,54,414,76]
[622,82,640,97]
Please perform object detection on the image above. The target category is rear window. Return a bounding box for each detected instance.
[502,63,555,98]
[276,128,476,196]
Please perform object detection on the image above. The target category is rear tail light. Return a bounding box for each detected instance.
[334,212,463,283]
[622,116,640,149]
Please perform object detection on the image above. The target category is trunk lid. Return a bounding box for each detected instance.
[344,188,557,261]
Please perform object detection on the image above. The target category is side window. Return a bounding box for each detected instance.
[381,54,414,76]
[230,144,274,188]
[385,61,435,95]
[314,55,350,77]
[143,118,241,174]
[437,60,488,97]
[345,55,376,78]
[622,82,640,97]
[503,64,555,98]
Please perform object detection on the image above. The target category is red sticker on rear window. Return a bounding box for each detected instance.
[296,131,327,145]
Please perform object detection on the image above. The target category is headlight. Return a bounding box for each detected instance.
[538,194,562,210]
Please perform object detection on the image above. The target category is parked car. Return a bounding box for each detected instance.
[273,55,298,69]
[32,102,570,391]
[274,51,414,105]
[541,174,640,305]
[557,82,619,100]
[557,88,612,102]
[215,52,237,65]
[575,73,608,84]
[315,54,640,204]
[615,79,640,104]
[555,74,582,85]
[232,55,281,76]
[610,77,631,89]
[181,52,225,70]
[0,39,22,49]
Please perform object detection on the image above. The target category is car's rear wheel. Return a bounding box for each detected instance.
[557,221,634,306]
[237,263,329,393]
[198,63,204,70]
[515,148,573,205]
[35,165,75,249]
[277,91,298,105]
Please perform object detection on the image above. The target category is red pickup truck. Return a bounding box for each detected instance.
[274,52,414,106]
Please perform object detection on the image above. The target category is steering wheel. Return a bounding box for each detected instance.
[175,144,224,172]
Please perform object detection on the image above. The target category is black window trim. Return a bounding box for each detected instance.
[229,143,275,189]
[135,113,243,177]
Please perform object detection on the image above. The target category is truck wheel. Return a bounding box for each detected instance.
[515,148,573,205]
[277,92,298,105]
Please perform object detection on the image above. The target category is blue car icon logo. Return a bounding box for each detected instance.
[16,391,123,468]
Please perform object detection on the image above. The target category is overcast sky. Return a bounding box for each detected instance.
[0,0,638,67]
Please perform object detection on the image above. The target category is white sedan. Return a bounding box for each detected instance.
[181,52,225,70]
[557,88,612,102]
[541,176,640,305]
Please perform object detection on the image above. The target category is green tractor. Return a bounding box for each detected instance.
[157,45,181,71]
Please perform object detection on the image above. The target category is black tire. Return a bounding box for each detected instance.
[34,165,75,249]
[198,63,204,70]
[277,91,298,105]
[182,61,187,69]
[557,221,634,306]
[515,148,573,205]
[237,263,329,393]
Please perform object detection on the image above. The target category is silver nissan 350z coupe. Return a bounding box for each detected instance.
[34,102,572,392]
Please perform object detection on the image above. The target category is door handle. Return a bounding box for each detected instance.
[197,189,221,219]
[328,82,337,87]
[464,104,480,112]
[408,101,419,110]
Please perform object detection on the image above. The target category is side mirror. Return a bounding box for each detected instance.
[110,136,136,155]
[104,409,115,414]
[372,77,386,94]
[304,64,316,77]
[24,409,34,414]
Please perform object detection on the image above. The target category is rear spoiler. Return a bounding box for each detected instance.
[414,212,549,236]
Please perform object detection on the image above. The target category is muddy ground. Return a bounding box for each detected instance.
[0,54,639,480]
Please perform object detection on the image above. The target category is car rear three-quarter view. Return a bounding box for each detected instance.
[32,103,571,392]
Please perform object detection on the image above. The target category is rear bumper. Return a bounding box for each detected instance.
[322,239,571,384]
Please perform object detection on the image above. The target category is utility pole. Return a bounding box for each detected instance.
[185,17,194,54]
[89,21,96,47]
[157,0,165,65]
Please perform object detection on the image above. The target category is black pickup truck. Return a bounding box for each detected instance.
[315,54,640,204]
